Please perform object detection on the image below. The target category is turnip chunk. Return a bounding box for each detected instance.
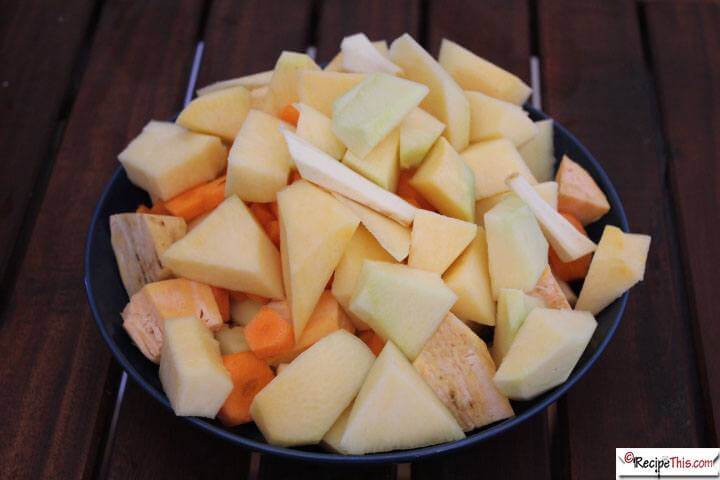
[505,173,597,262]
[282,130,417,226]
[341,33,402,75]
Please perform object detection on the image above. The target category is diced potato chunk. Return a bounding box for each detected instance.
[332,73,428,158]
[461,138,537,200]
[443,227,496,326]
[519,119,555,182]
[390,34,470,151]
[410,137,476,222]
[333,193,410,262]
[349,261,456,360]
[576,226,650,314]
[159,316,232,417]
[294,102,346,159]
[409,210,477,275]
[225,110,292,203]
[177,86,251,142]
[119,121,227,201]
[278,181,359,339]
[494,309,597,400]
[250,330,374,446]
[439,39,531,105]
[298,71,365,116]
[331,226,396,330]
[465,90,537,145]
[556,155,610,225]
[162,196,285,299]
[330,341,464,454]
[342,128,400,191]
[262,51,320,115]
[484,197,548,298]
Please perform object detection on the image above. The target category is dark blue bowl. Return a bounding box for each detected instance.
[84,106,628,464]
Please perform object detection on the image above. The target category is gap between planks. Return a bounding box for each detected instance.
[96,40,207,480]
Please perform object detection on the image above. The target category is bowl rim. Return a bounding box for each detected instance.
[84,106,629,464]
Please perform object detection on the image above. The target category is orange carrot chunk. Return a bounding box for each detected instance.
[549,212,593,281]
[136,204,152,214]
[359,330,386,356]
[147,196,171,214]
[244,306,294,359]
[250,202,275,230]
[229,290,246,302]
[210,286,230,322]
[217,352,275,426]
[245,293,269,304]
[279,104,300,126]
[269,201,279,219]
[397,170,435,211]
[266,220,280,247]
[289,170,302,184]
[164,176,226,222]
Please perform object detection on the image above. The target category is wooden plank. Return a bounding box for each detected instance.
[0,0,95,296]
[413,414,551,479]
[426,0,530,76]
[105,1,313,478]
[0,1,204,479]
[414,2,554,479]
[314,0,420,62]
[105,383,250,479]
[644,0,720,443]
[539,1,705,478]
[195,0,314,89]
[259,457,396,480]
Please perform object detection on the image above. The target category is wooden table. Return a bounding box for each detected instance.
[1,0,717,478]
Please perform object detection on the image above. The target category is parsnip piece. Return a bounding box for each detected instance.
[506,173,597,262]
[341,33,402,75]
[333,194,410,262]
[283,130,417,225]
[110,213,187,296]
[413,313,514,431]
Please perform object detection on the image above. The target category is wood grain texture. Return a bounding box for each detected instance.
[259,457,397,480]
[0,1,204,478]
[539,0,706,477]
[418,2,553,478]
[0,0,95,296]
[105,383,250,479]
[413,413,551,480]
[106,1,312,478]
[195,0,314,90]
[645,0,720,444]
[314,0,420,62]
[426,0,530,76]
